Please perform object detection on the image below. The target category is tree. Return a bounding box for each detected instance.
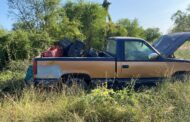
[106,23,127,37]
[64,2,107,49]
[28,31,52,57]
[117,18,145,38]
[8,0,84,41]
[171,5,190,32]
[0,28,6,37]
[144,28,161,42]
[8,0,61,30]
[43,10,84,41]
[0,28,7,68]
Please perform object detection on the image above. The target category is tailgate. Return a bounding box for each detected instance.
[33,59,63,80]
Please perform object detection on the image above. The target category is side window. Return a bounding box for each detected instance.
[125,41,156,60]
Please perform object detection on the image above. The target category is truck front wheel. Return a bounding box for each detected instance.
[172,72,190,82]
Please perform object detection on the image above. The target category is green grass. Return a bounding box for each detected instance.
[1,69,190,122]
[2,79,190,121]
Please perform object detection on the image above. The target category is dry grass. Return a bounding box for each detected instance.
[0,70,190,122]
[175,41,190,59]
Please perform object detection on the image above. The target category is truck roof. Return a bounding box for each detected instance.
[109,37,144,41]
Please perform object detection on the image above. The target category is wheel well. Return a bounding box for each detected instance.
[172,71,190,77]
[172,71,190,81]
[61,73,91,84]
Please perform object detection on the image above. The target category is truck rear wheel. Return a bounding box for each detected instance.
[66,78,88,90]
[62,74,92,90]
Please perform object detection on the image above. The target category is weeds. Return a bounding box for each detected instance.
[1,61,190,122]
[0,74,190,122]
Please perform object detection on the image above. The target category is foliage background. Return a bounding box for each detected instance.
[0,0,163,69]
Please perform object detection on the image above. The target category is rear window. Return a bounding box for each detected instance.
[106,39,116,56]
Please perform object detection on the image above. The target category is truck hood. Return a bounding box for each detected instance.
[152,32,190,57]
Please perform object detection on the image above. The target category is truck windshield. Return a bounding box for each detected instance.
[106,39,116,56]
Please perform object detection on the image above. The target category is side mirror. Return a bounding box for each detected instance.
[148,53,159,60]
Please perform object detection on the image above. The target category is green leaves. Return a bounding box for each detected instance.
[144,28,161,42]
[171,6,190,32]
[1,0,164,69]
[0,30,30,61]
[64,2,107,49]
[0,30,53,68]
[118,18,145,38]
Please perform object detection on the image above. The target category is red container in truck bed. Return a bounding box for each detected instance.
[41,46,63,57]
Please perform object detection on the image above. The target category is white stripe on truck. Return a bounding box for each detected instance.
[36,65,63,79]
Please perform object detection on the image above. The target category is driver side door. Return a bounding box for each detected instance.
[117,40,169,79]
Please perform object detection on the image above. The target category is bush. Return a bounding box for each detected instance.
[0,30,30,69]
[0,61,29,94]
[29,31,53,57]
[0,30,52,69]
[6,60,30,72]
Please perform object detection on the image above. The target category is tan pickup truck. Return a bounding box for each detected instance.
[33,32,190,87]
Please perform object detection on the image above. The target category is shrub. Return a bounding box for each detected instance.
[29,31,53,57]
[0,30,53,69]
[0,30,30,69]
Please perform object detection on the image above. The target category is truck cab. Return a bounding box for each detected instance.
[105,37,170,81]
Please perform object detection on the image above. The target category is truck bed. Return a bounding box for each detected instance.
[33,57,116,84]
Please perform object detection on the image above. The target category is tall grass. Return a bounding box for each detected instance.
[0,72,190,122]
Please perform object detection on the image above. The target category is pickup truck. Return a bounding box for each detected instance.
[33,32,190,88]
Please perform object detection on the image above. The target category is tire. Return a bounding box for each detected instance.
[172,72,190,82]
[64,77,88,90]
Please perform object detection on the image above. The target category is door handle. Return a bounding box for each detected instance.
[122,65,129,69]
